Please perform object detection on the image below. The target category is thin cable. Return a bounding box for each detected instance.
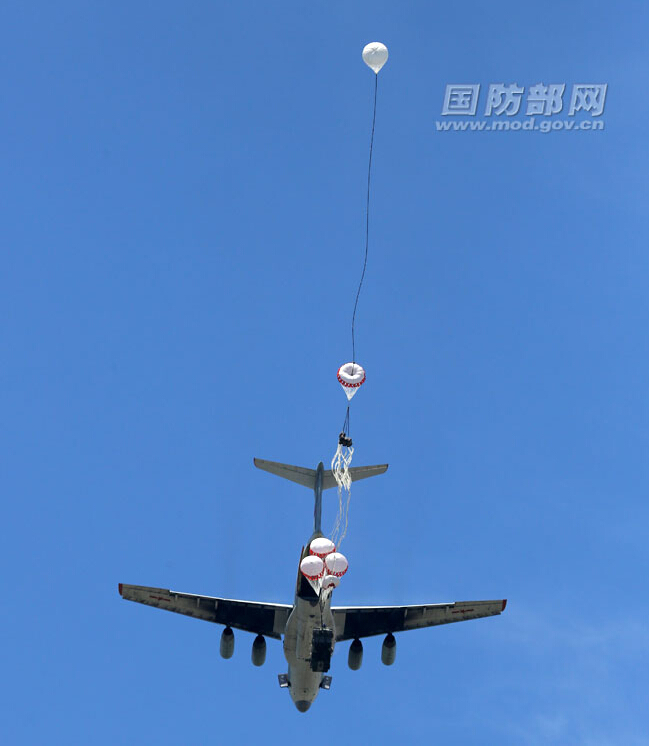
[341,406,350,436]
[351,73,378,369]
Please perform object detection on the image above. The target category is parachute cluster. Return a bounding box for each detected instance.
[300,538,349,597]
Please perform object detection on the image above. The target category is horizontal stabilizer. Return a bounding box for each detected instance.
[253,459,316,488]
[254,458,388,490]
[323,464,388,490]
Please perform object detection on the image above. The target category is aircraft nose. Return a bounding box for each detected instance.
[294,700,311,713]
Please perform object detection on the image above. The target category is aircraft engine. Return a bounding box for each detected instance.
[381,633,396,666]
[348,638,363,670]
[251,634,266,667]
[220,626,235,659]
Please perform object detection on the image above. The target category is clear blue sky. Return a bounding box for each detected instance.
[2,2,648,744]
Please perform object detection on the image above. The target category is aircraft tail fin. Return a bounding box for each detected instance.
[255,458,388,535]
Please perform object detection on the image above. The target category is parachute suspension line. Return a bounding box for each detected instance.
[351,72,378,370]
[331,408,352,548]
[342,406,350,437]
[330,439,353,548]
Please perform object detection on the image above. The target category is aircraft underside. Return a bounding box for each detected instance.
[282,593,336,711]
[119,459,506,713]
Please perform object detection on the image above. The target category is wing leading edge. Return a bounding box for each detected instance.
[118,584,292,639]
[332,599,507,641]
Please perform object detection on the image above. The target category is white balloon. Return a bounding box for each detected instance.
[322,575,340,589]
[362,42,388,74]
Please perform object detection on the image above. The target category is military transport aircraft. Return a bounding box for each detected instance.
[119,458,507,713]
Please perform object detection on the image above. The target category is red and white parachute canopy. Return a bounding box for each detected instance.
[300,555,324,581]
[301,543,348,590]
[310,537,336,558]
[324,552,349,578]
[337,362,366,401]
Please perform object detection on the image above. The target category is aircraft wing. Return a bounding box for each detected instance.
[332,599,507,641]
[118,584,292,639]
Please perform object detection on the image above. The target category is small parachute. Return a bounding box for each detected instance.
[362,42,388,74]
[300,555,324,581]
[337,362,366,401]
[324,552,349,578]
[310,537,336,558]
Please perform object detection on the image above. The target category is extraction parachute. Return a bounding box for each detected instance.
[337,362,366,402]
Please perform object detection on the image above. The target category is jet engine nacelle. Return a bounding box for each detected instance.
[381,633,396,666]
[220,626,235,659]
[251,634,267,667]
[348,638,363,670]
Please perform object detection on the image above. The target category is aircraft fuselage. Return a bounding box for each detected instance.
[282,526,337,712]
[283,582,335,712]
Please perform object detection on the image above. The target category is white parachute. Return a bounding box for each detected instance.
[300,555,324,583]
[324,552,349,577]
[310,537,336,558]
[322,574,340,590]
